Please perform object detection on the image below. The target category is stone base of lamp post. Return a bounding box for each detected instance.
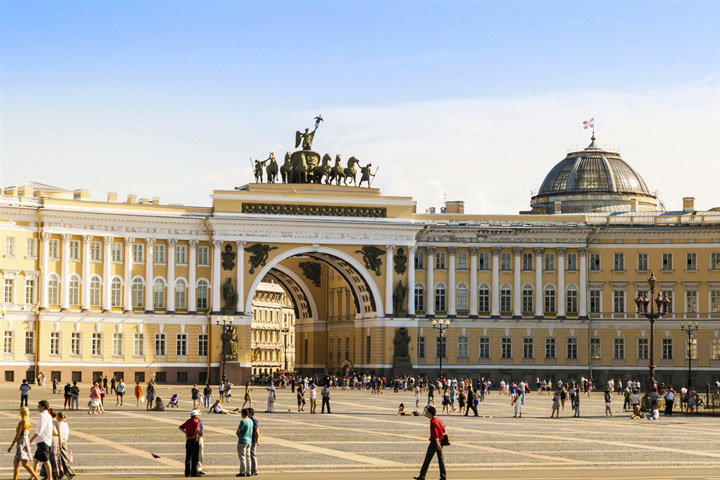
[392,356,412,377]
[223,361,251,385]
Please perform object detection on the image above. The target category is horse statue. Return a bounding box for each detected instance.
[343,156,361,186]
[280,152,293,183]
[265,152,278,183]
[312,154,332,184]
[293,151,309,183]
[329,154,346,185]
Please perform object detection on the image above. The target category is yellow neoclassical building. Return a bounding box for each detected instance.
[2,135,720,386]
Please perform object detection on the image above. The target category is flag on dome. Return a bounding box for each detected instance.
[583,118,594,130]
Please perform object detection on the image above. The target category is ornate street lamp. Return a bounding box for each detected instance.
[431,319,451,380]
[216,316,234,382]
[680,322,699,388]
[635,272,670,393]
[281,325,290,371]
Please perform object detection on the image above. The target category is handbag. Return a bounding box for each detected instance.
[440,428,450,446]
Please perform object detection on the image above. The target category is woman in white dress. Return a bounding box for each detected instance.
[266,382,276,413]
[7,407,41,480]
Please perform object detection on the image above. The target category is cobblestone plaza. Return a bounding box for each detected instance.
[2,384,719,480]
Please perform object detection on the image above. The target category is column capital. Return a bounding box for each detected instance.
[167,238,177,248]
[61,234,72,242]
[448,246,457,255]
[145,238,155,247]
[82,235,93,243]
[469,247,478,255]
[557,247,566,255]
[426,246,435,254]
[491,246,501,255]
[387,245,395,253]
[534,247,544,255]
[236,240,247,248]
[579,247,588,255]
[408,245,417,255]
[188,239,199,248]
[513,247,523,255]
[103,236,114,246]
[212,240,222,249]
[40,232,51,241]
[124,237,135,245]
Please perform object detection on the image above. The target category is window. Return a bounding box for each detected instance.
[566,338,578,359]
[5,236,15,255]
[590,290,601,314]
[662,253,673,271]
[25,331,34,354]
[613,290,625,313]
[112,333,123,356]
[154,244,165,264]
[414,250,424,269]
[435,336,446,358]
[567,253,577,271]
[26,238,37,257]
[457,252,468,270]
[544,253,555,271]
[435,283,446,312]
[197,246,209,266]
[155,333,166,356]
[24,278,35,304]
[686,338,697,361]
[457,336,468,358]
[435,252,446,270]
[523,338,534,359]
[501,337,512,358]
[712,290,720,313]
[198,334,208,357]
[133,244,144,263]
[544,287,556,314]
[153,279,165,308]
[566,287,578,314]
[478,285,489,312]
[637,338,649,360]
[112,242,122,262]
[590,337,601,359]
[522,286,533,314]
[456,283,468,311]
[613,253,624,271]
[613,338,625,359]
[133,333,144,356]
[132,279,144,308]
[414,283,425,312]
[48,239,59,259]
[685,290,697,313]
[176,245,187,264]
[711,338,720,360]
[71,332,81,355]
[712,253,720,270]
[417,336,425,359]
[177,371,188,384]
[661,338,673,360]
[69,240,80,260]
[500,253,511,271]
[500,287,511,313]
[90,277,101,307]
[175,279,187,309]
[90,241,102,261]
[590,253,600,271]
[91,333,102,355]
[545,338,556,359]
[479,337,490,358]
[478,252,489,270]
[111,279,122,307]
[637,253,648,271]
[3,331,12,353]
[4,278,14,303]
[197,280,209,309]
[69,276,80,306]
[522,253,533,271]
[686,253,697,271]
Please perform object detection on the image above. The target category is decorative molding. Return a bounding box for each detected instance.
[242,202,387,218]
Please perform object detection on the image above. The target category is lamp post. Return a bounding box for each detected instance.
[281,325,290,371]
[431,319,451,380]
[216,316,233,382]
[680,322,699,388]
[635,272,670,393]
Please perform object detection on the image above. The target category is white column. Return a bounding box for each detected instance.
[144,238,155,313]
[81,235,91,311]
[167,239,176,312]
[513,247,522,317]
[211,240,222,313]
[188,240,198,313]
[448,247,457,317]
[103,236,112,311]
[426,247,435,316]
[407,246,416,316]
[124,238,133,312]
[557,248,566,318]
[535,247,544,317]
[60,234,71,310]
[236,241,246,314]
[579,247,588,318]
[491,247,500,317]
[385,245,394,317]
[469,248,478,317]
[40,232,50,309]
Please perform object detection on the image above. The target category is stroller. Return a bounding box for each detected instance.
[167,394,179,408]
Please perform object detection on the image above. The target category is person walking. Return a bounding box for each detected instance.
[30,400,53,480]
[20,379,32,408]
[179,410,201,477]
[664,388,675,416]
[551,391,561,418]
[116,378,126,406]
[52,377,58,395]
[321,384,331,413]
[70,382,79,411]
[135,382,142,407]
[110,376,116,395]
[309,384,317,414]
[266,382,276,413]
[412,405,446,480]
[604,388,613,416]
[7,406,41,480]
[88,383,101,415]
[236,408,253,477]
[43,408,64,480]
[242,382,253,409]
[464,382,479,416]
[296,385,305,412]
[191,384,200,409]
[146,382,155,411]
[196,414,205,476]
[102,375,108,393]
[63,383,72,410]
[512,388,524,418]
[248,408,259,476]
[573,391,581,417]
[203,384,212,409]
[56,412,75,479]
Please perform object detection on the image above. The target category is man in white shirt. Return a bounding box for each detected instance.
[30,400,54,480]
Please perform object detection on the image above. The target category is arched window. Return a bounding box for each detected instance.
[175,279,187,309]
[153,279,165,308]
[414,283,425,312]
[500,285,511,313]
[522,285,534,314]
[69,276,80,306]
[567,285,578,314]
[435,283,446,312]
[197,280,209,309]
[456,283,468,311]
[132,278,144,308]
[90,276,102,307]
[48,275,59,305]
[478,284,490,313]
[544,286,556,314]
[111,278,122,307]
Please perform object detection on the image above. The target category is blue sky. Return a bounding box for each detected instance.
[2,1,719,212]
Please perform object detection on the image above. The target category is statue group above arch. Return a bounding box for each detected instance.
[251,116,378,187]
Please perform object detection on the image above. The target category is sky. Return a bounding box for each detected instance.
[2,1,719,214]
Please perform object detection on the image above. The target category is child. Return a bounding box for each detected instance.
[551,392,560,418]
[573,392,580,417]
[415,386,420,408]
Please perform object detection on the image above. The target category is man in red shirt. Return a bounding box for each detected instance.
[179,409,202,477]
[414,405,446,480]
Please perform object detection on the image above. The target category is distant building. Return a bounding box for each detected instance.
[251,281,295,376]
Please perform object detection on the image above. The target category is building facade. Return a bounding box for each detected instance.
[250,281,295,376]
